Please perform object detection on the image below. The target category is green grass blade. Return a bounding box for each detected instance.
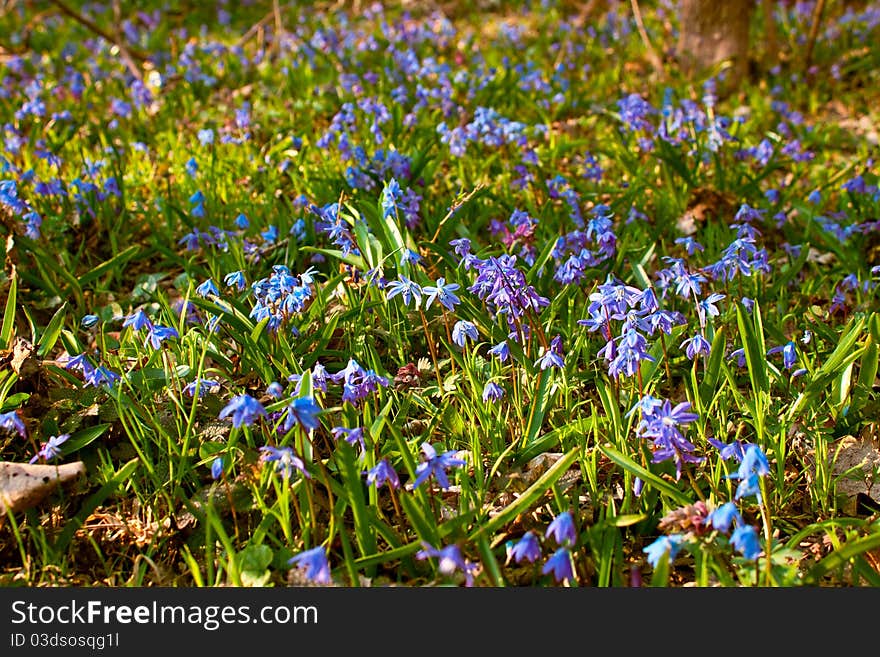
[1,274,16,348]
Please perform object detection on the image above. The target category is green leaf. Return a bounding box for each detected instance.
[2,273,16,348]
[851,338,878,414]
[736,302,769,397]
[61,423,111,456]
[699,324,727,408]
[524,369,554,448]
[78,244,140,286]
[36,301,68,357]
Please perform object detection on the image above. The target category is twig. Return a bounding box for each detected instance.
[429,183,485,245]
[47,0,145,80]
[235,9,276,48]
[630,0,664,78]
[802,0,827,74]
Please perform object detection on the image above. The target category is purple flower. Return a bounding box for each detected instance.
[365,459,400,490]
[416,543,478,587]
[542,547,575,583]
[535,334,565,370]
[636,399,702,480]
[680,333,711,360]
[482,381,505,403]
[29,433,70,463]
[508,531,542,564]
[219,394,267,428]
[699,293,726,319]
[331,425,365,453]
[545,510,577,547]
[288,546,331,584]
[412,442,466,490]
[709,438,751,462]
[259,445,310,479]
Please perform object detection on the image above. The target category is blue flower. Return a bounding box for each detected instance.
[211,456,224,480]
[260,445,310,480]
[29,433,69,463]
[80,314,100,328]
[284,396,322,432]
[680,333,711,360]
[381,178,402,218]
[219,394,267,428]
[224,270,246,291]
[145,325,179,350]
[643,534,685,568]
[0,410,27,438]
[730,445,770,502]
[707,502,743,534]
[451,320,478,348]
[545,510,577,547]
[265,381,284,399]
[183,378,220,398]
[365,459,400,490]
[508,531,542,564]
[385,275,423,309]
[699,293,726,319]
[196,278,219,298]
[731,524,762,560]
[288,546,331,584]
[422,278,461,311]
[488,341,510,362]
[122,309,153,331]
[412,442,466,490]
[542,548,574,583]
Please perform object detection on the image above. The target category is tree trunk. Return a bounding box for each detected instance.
[677,0,754,91]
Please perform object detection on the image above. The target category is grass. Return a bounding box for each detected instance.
[1,0,879,588]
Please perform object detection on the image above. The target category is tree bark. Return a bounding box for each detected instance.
[677,0,754,91]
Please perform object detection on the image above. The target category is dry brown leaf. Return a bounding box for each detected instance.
[0,461,86,515]
[830,436,880,514]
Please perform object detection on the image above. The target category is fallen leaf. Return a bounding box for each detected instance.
[829,435,880,514]
[0,461,86,515]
